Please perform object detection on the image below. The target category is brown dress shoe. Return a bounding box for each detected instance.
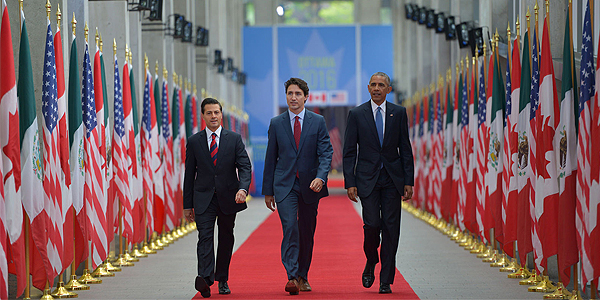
[285,279,299,295]
[297,277,312,292]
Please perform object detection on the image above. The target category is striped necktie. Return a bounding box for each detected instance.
[210,132,218,166]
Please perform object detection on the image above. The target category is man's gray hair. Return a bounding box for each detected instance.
[370,72,391,86]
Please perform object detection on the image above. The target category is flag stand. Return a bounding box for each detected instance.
[543,258,572,299]
[65,209,90,291]
[51,272,77,298]
[528,269,556,293]
[507,242,529,278]
[24,214,31,299]
[569,264,581,299]
[142,190,157,254]
[113,202,133,267]
[78,258,102,284]
[41,281,53,300]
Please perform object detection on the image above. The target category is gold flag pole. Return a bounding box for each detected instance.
[142,55,157,255]
[41,281,53,300]
[19,0,30,297]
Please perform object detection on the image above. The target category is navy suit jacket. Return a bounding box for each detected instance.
[343,101,414,198]
[183,128,252,215]
[262,109,333,204]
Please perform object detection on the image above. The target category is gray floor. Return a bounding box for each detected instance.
[35,191,554,299]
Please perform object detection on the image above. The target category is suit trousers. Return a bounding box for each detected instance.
[360,167,401,284]
[277,177,319,280]
[195,194,236,285]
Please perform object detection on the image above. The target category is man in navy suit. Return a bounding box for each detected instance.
[343,72,414,294]
[262,77,333,295]
[183,98,252,298]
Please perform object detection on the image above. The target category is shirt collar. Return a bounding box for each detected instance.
[288,108,306,121]
[206,126,222,138]
[370,99,386,113]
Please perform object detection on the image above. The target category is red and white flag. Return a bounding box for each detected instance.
[121,57,135,241]
[161,75,176,231]
[475,57,488,243]
[591,24,600,286]
[141,66,155,234]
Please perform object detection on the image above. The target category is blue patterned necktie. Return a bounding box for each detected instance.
[375,107,383,146]
[210,133,218,166]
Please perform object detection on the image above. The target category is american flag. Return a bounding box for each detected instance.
[112,53,133,240]
[466,62,477,234]
[431,87,443,219]
[41,17,64,281]
[529,27,542,274]
[82,38,107,269]
[576,0,595,288]
[502,36,521,256]
[592,16,600,288]
[121,58,135,242]
[457,72,469,231]
[161,77,176,231]
[475,58,487,243]
[141,67,155,234]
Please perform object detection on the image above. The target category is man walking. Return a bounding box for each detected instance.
[343,72,414,294]
[262,77,333,295]
[183,98,252,298]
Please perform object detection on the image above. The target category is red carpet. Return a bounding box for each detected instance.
[193,196,419,299]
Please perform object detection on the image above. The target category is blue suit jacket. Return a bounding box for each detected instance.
[343,101,414,198]
[262,109,333,204]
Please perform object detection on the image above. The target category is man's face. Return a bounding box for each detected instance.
[368,75,392,104]
[202,104,222,132]
[286,84,306,114]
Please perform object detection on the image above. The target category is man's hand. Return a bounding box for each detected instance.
[347,187,358,202]
[184,208,195,223]
[235,190,247,203]
[403,185,413,200]
[309,178,324,193]
[265,195,276,212]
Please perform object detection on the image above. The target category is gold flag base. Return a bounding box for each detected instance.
[51,281,77,298]
[103,260,121,272]
[470,241,486,254]
[150,239,164,251]
[490,253,509,267]
[543,282,571,299]
[568,289,582,300]
[508,267,530,279]
[142,242,157,254]
[113,254,134,267]
[123,251,139,262]
[78,269,102,284]
[65,275,90,290]
[519,274,541,286]
[161,234,171,246]
[166,232,175,243]
[499,258,519,272]
[458,234,472,247]
[477,246,493,258]
[132,245,149,257]
[41,288,55,300]
[482,250,499,263]
[528,276,557,293]
[91,264,114,277]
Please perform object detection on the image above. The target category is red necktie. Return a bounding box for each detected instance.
[294,116,301,148]
[210,133,218,166]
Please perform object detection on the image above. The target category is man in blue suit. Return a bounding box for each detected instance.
[262,77,333,295]
[343,72,414,294]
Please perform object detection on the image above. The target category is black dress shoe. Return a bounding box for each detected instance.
[362,262,376,288]
[218,281,231,295]
[379,283,392,294]
[195,276,211,298]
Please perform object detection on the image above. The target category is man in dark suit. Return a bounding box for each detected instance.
[183,98,252,298]
[262,77,333,295]
[343,72,414,294]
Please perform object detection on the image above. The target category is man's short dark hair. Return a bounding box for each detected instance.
[201,97,222,113]
[284,77,309,97]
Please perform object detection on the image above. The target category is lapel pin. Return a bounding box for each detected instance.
[390,114,393,117]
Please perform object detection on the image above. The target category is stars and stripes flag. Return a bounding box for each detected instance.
[67,23,87,269]
[441,78,454,222]
[457,70,469,231]
[177,78,187,222]
[451,71,460,225]
[99,45,115,240]
[483,50,497,243]
[0,1,19,297]
[412,100,422,208]
[161,74,176,231]
[54,13,73,274]
[517,28,533,267]
[82,37,107,269]
[591,15,600,288]
[557,5,579,286]
[40,14,66,284]
[423,92,432,211]
[466,60,478,234]
[576,0,596,288]
[15,4,36,294]
[529,25,542,274]
[502,33,521,257]
[141,65,155,234]
[431,85,443,219]
[534,12,561,273]
[112,51,133,240]
[152,69,164,235]
[475,55,488,243]
[121,56,135,242]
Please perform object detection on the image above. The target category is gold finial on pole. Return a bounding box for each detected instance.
[507,24,511,65]
[455,63,459,79]
[534,0,539,26]
[163,67,168,80]
[72,13,77,37]
[173,72,178,86]
[193,84,197,96]
[526,7,530,32]
[95,27,99,47]
[495,29,499,53]
[460,59,464,74]
[516,18,520,41]
[155,61,159,76]
[472,56,476,68]
[125,45,129,64]
[56,3,62,27]
[84,22,89,43]
[113,38,117,56]
[19,0,23,12]
[144,53,149,69]
[46,0,51,19]
[545,0,549,16]
[482,38,487,58]
[179,76,182,89]
[100,34,103,52]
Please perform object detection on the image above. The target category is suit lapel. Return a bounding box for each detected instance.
[298,111,313,153]
[198,130,212,165]
[216,130,228,169]
[383,102,395,146]
[361,102,380,149]
[282,112,297,152]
